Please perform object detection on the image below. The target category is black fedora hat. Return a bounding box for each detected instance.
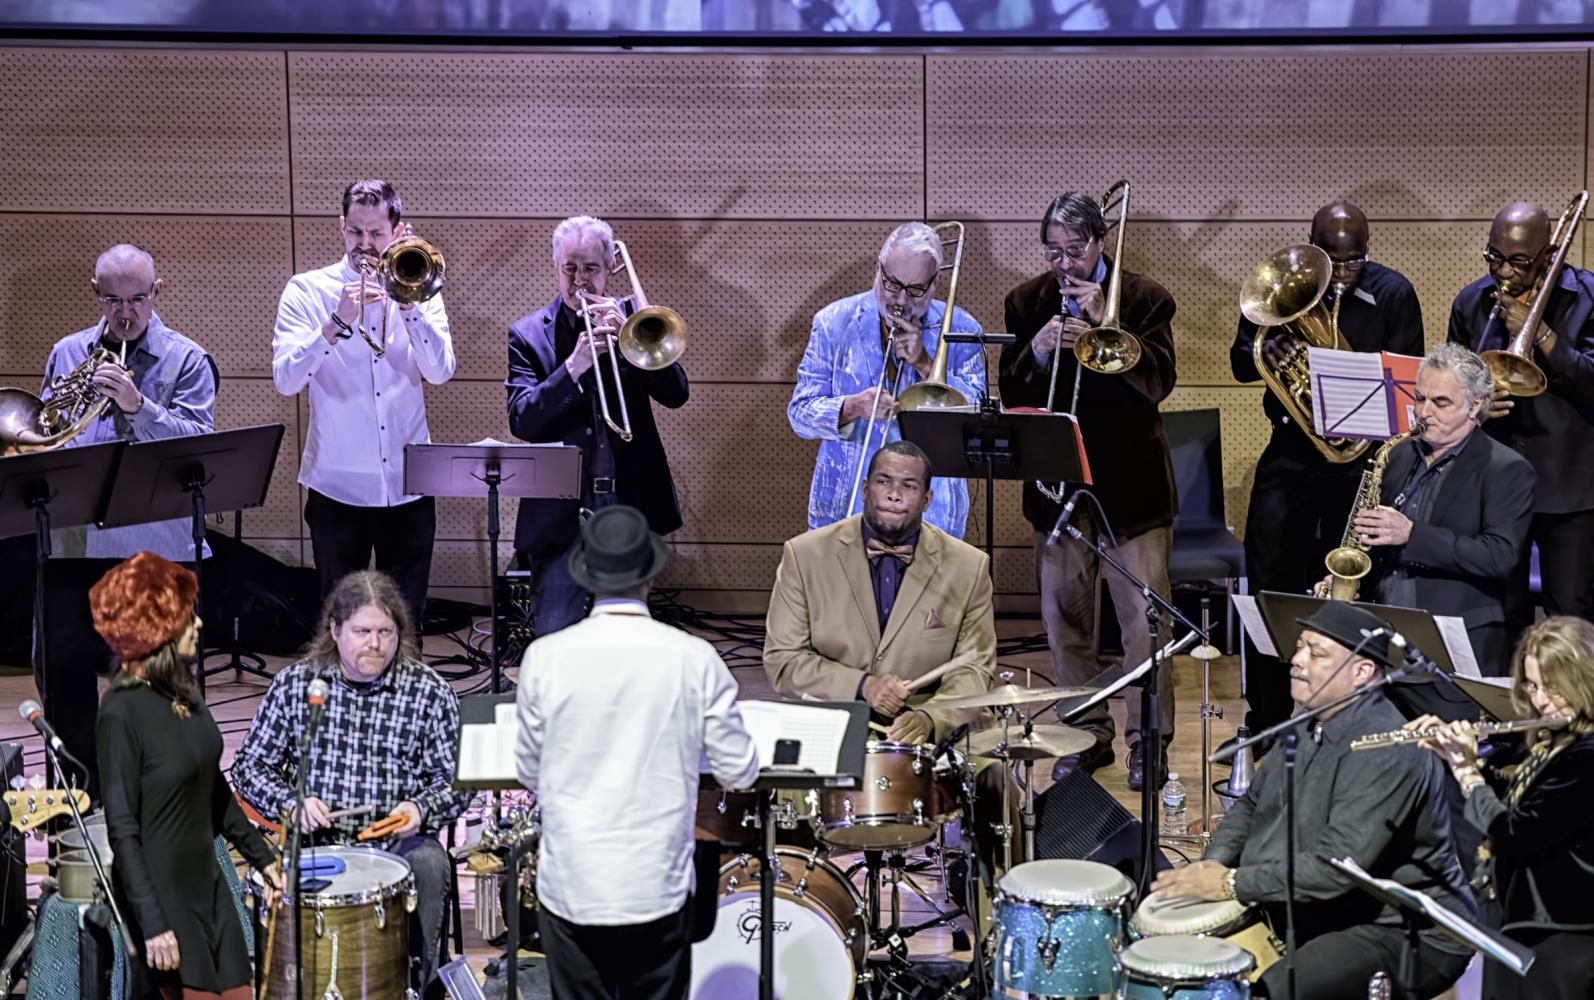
[1296,602,1399,669]
[568,505,670,593]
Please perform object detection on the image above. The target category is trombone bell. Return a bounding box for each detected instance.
[1074,323,1141,374]
[618,305,687,371]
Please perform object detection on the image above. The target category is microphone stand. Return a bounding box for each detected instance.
[1210,639,1432,1000]
[42,744,135,958]
[1048,492,1210,898]
[285,690,327,1000]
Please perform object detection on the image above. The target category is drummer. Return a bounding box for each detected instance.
[764,441,1011,862]
[1148,602,1473,1000]
[233,569,471,996]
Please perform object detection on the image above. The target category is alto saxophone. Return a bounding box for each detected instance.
[1316,422,1423,600]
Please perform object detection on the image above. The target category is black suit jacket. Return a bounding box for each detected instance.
[506,295,688,557]
[1369,429,1535,632]
[998,260,1179,539]
[1448,266,1594,514]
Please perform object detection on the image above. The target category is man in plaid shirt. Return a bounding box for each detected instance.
[234,569,470,996]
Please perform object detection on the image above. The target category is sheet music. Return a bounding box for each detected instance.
[1308,347,1392,439]
[738,701,851,775]
[1231,595,1277,657]
[1434,614,1482,679]
[457,701,519,785]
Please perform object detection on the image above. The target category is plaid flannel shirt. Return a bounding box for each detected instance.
[233,658,472,840]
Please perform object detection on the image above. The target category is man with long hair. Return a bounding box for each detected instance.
[234,569,469,996]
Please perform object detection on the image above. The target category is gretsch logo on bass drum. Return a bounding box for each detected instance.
[737,903,792,944]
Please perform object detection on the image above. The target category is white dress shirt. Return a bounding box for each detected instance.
[272,259,455,507]
[514,599,760,926]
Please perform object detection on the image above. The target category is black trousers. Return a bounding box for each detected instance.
[1506,508,1594,642]
[1483,929,1594,999]
[1242,434,1365,731]
[540,904,690,1000]
[303,490,435,628]
[1256,924,1470,1000]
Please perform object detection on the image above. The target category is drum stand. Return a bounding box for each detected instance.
[1169,599,1225,849]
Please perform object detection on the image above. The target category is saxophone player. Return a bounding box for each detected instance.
[1337,343,1535,676]
[1232,202,1424,736]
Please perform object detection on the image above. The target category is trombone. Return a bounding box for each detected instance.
[355,222,447,358]
[1484,190,1588,397]
[1037,180,1140,503]
[846,221,969,516]
[577,239,687,444]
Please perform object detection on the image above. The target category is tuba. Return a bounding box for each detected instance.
[1241,244,1370,464]
[355,222,447,358]
[0,344,121,456]
[576,239,687,444]
[1483,190,1588,397]
[1315,421,1423,600]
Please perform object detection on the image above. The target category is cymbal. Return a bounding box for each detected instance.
[933,683,1095,711]
[971,724,1098,761]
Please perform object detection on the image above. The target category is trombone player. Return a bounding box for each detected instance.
[1232,201,1424,736]
[1447,199,1594,645]
[508,215,689,638]
[997,190,1178,791]
[788,221,985,537]
[273,179,455,627]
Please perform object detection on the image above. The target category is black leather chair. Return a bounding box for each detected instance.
[1162,408,1246,652]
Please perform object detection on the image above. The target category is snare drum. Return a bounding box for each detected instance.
[819,740,936,850]
[1132,893,1281,981]
[690,847,865,999]
[1117,934,1255,999]
[253,846,415,1000]
[991,859,1135,999]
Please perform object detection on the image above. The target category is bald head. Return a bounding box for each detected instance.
[1487,202,1552,294]
[1309,202,1369,259]
[94,244,156,285]
[91,244,161,341]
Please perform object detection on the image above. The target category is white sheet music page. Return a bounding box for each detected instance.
[1231,595,1276,657]
[1308,347,1393,440]
[457,701,519,786]
[1434,615,1484,679]
[738,701,851,774]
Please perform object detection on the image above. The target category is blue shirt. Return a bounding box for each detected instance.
[42,314,217,560]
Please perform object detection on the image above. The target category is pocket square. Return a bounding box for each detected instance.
[925,608,946,630]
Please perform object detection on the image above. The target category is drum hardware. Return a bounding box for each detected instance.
[1177,598,1226,846]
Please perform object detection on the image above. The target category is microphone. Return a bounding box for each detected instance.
[931,723,970,764]
[1046,491,1084,546]
[18,700,66,756]
[307,678,329,716]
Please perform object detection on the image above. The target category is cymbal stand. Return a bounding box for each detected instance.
[1177,597,1225,846]
[989,702,1017,871]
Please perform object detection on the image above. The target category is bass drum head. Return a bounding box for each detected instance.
[690,891,856,999]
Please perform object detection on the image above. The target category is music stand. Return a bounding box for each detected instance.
[405,442,582,693]
[98,424,285,696]
[0,440,124,742]
[898,400,1088,569]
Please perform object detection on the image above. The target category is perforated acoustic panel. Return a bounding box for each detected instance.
[0,215,293,380]
[927,50,1587,221]
[287,52,924,220]
[214,379,304,541]
[0,48,289,215]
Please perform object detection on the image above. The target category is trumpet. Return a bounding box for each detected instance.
[1483,190,1587,398]
[845,221,969,515]
[1350,715,1573,752]
[354,222,447,358]
[577,239,687,444]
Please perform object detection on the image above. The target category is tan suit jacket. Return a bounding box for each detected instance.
[763,515,995,740]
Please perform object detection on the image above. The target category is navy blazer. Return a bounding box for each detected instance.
[506,295,688,557]
[1369,428,1535,632]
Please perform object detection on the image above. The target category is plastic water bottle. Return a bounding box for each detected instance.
[1160,772,1188,837]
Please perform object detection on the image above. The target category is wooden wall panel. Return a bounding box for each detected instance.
[287,52,925,220]
[215,379,304,540]
[0,48,289,214]
[0,215,293,379]
[927,50,1587,222]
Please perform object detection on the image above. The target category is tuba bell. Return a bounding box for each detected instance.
[1240,244,1370,465]
[0,344,121,456]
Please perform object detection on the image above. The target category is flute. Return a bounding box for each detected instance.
[1350,716,1573,751]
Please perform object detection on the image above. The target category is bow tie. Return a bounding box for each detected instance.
[866,538,915,566]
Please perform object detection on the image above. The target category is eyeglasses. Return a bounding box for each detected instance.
[1523,679,1561,698]
[1483,247,1542,271]
[879,267,934,299]
[96,286,155,310]
[1042,240,1097,263]
[1328,254,1369,269]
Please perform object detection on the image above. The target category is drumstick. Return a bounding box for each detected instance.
[906,660,960,693]
[257,817,290,1000]
[868,721,891,736]
[325,805,374,822]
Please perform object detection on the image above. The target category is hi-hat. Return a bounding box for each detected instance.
[933,683,1095,712]
[970,724,1097,761]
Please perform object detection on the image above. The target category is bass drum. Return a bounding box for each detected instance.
[690,848,865,999]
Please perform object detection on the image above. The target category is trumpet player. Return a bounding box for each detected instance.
[1332,343,1535,676]
[788,221,985,537]
[1448,200,1594,645]
[273,179,455,627]
[997,191,1177,791]
[38,242,217,799]
[1232,201,1424,736]
[508,215,688,638]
